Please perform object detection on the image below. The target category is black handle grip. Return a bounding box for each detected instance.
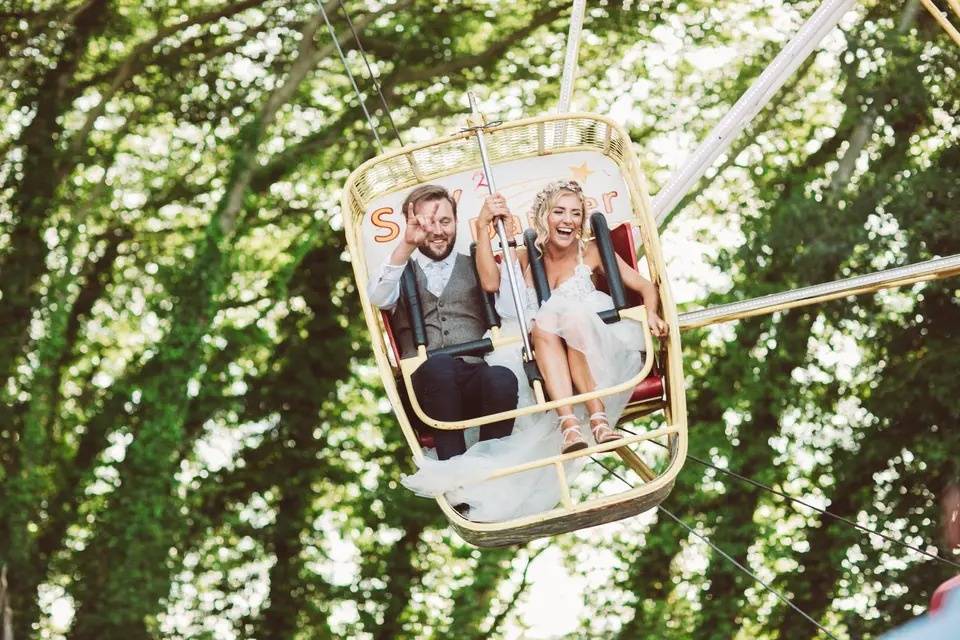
[400,262,427,347]
[591,212,628,311]
[523,358,544,389]
[523,228,550,306]
[428,338,494,359]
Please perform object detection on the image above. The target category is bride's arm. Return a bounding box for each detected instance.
[494,248,531,319]
[587,242,668,336]
[475,193,511,292]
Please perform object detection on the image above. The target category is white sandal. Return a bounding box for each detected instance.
[558,414,588,454]
[589,411,622,444]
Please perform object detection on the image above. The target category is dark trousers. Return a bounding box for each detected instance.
[409,354,518,460]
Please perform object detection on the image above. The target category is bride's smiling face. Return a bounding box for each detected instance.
[545,191,584,250]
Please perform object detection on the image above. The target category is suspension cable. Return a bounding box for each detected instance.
[590,458,840,640]
[658,507,841,640]
[622,428,960,571]
[315,0,384,153]
[337,0,404,146]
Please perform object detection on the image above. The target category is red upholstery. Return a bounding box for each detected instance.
[381,310,402,364]
[601,223,664,405]
[630,370,664,403]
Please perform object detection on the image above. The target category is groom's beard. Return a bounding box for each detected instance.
[419,231,456,261]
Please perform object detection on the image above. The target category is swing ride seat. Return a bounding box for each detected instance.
[343,112,688,547]
[380,220,665,451]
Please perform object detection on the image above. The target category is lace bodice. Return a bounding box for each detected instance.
[550,263,596,300]
[498,258,597,319]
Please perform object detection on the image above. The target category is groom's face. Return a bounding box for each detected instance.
[417,198,457,261]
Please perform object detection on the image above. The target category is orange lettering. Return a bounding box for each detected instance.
[470,215,523,243]
[371,207,399,243]
[602,190,618,213]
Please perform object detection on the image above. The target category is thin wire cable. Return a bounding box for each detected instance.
[337,0,403,146]
[315,0,384,153]
[621,427,960,571]
[590,458,840,640]
[658,507,840,640]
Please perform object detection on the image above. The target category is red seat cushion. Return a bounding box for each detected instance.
[629,371,664,403]
[599,223,664,405]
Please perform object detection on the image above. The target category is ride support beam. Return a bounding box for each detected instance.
[652,0,856,227]
[678,254,960,330]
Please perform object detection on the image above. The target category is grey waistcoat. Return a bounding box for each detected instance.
[391,253,487,363]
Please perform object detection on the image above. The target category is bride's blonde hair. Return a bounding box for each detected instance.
[529,180,589,253]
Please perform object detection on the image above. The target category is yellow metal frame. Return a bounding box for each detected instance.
[401,306,655,430]
[341,112,688,547]
[920,0,960,47]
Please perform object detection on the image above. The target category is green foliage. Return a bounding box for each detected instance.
[0,1,957,639]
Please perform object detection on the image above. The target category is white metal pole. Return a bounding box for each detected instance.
[652,0,857,227]
[467,93,536,362]
[678,254,960,330]
[558,0,588,114]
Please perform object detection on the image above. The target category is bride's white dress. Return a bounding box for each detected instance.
[400,257,647,522]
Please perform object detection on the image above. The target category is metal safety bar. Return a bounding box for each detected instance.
[466,93,536,363]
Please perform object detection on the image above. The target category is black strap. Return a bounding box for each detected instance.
[400,262,427,348]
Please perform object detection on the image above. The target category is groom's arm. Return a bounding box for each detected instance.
[367,261,406,311]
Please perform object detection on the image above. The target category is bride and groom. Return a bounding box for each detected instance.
[368,182,668,522]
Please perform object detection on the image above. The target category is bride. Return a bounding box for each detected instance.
[401,180,668,522]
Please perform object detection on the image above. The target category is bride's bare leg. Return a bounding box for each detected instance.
[532,327,586,451]
[532,327,574,412]
[565,345,603,415]
[565,344,621,443]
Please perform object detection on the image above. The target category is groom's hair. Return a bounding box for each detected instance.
[401,184,458,219]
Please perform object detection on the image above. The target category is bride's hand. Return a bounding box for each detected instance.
[647,310,669,337]
[479,193,510,229]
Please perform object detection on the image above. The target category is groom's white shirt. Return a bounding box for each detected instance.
[367,250,458,311]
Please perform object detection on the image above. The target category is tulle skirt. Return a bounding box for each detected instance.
[400,289,646,522]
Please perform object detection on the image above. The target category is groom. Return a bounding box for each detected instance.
[368,184,518,460]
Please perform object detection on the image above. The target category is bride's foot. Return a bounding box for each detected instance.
[589,412,622,444]
[559,415,588,454]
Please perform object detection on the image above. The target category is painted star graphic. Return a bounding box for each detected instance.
[569,162,594,183]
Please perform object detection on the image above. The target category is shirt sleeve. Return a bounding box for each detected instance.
[367,261,406,311]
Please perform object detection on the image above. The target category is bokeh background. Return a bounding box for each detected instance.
[1,0,958,638]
